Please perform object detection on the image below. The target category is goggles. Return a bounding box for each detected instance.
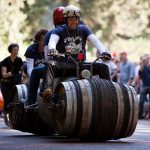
[65,10,81,18]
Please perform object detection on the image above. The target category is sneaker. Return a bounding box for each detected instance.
[43,88,52,103]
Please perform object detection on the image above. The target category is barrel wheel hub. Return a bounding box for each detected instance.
[9,104,23,128]
[54,99,65,120]
[50,95,65,120]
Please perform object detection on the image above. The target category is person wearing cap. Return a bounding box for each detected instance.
[45,5,111,94]
[119,51,135,85]
[26,7,65,106]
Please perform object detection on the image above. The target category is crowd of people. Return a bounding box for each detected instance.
[0,5,150,120]
[108,51,150,119]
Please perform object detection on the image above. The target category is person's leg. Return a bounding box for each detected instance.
[27,66,45,105]
[40,64,54,102]
[148,88,150,102]
[138,86,147,119]
[42,63,55,91]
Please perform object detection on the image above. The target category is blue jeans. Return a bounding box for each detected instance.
[27,66,46,105]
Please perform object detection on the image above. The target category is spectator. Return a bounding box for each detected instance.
[106,55,119,82]
[98,55,118,82]
[119,51,135,85]
[138,54,150,119]
[1,43,23,112]
[133,57,142,94]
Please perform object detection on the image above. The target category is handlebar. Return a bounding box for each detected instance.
[48,51,108,63]
[47,50,110,79]
[48,50,84,63]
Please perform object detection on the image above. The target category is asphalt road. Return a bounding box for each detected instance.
[0,118,150,150]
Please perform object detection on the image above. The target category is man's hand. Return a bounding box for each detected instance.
[101,52,111,61]
[48,49,58,56]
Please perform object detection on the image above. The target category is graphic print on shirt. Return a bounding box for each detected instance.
[34,59,45,67]
[64,36,82,55]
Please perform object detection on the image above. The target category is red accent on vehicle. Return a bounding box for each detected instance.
[78,51,84,61]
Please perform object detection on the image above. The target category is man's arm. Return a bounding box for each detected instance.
[48,34,60,51]
[87,34,106,55]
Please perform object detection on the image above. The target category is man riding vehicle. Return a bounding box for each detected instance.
[43,5,111,99]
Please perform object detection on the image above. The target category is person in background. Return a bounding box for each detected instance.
[119,51,135,85]
[132,57,143,94]
[138,54,150,119]
[1,43,23,112]
[100,54,118,82]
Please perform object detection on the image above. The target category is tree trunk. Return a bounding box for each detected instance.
[62,0,69,6]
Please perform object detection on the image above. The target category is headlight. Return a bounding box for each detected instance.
[81,69,91,79]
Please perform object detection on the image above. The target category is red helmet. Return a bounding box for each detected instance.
[53,6,65,26]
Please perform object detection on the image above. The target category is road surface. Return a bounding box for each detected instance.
[0,118,150,150]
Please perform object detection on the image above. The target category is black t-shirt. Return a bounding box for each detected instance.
[1,56,23,82]
[139,66,150,86]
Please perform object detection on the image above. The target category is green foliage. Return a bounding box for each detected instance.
[0,0,27,59]
[78,0,150,61]
[0,0,149,61]
[22,0,64,40]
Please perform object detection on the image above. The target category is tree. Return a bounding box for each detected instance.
[0,0,27,59]
[61,0,69,6]
[0,0,149,61]
[77,0,150,61]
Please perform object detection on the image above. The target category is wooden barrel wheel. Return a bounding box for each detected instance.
[54,79,138,140]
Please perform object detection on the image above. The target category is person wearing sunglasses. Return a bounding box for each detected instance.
[44,5,111,98]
